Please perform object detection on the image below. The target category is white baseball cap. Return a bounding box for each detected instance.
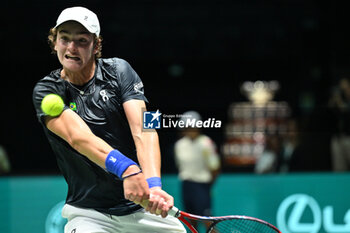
[54,6,100,36]
[181,111,202,122]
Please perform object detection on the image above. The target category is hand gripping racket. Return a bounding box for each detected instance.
[141,200,281,233]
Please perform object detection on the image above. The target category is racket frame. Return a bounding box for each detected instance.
[168,206,281,233]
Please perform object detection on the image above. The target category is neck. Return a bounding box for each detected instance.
[61,59,96,86]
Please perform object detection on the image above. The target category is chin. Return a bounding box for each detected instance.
[63,63,83,72]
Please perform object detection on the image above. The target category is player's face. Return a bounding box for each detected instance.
[55,21,97,72]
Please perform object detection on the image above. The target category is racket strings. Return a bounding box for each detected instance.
[208,218,279,233]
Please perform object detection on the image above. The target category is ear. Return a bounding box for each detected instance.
[93,46,98,55]
[53,36,58,51]
[93,38,101,55]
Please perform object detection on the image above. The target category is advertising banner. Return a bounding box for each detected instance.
[1,173,349,233]
[214,173,350,233]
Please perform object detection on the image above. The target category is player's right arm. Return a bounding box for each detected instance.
[44,109,149,201]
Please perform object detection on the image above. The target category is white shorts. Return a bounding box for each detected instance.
[62,204,186,233]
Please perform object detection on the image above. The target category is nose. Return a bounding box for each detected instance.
[67,40,78,51]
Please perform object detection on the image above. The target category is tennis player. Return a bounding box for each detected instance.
[32,6,185,233]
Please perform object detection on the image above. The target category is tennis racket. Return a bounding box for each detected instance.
[166,206,281,233]
[141,199,281,233]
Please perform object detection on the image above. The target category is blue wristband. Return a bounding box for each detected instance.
[146,177,162,188]
[105,149,138,179]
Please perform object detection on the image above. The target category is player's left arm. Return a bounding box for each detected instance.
[123,99,173,218]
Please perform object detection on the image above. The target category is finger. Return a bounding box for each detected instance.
[146,200,153,212]
[141,193,150,206]
[161,210,168,218]
[160,199,170,218]
[155,197,165,215]
[139,197,154,212]
[134,193,144,204]
[128,194,135,201]
[149,195,160,214]
[164,195,174,209]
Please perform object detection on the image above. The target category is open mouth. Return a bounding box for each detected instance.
[65,54,80,61]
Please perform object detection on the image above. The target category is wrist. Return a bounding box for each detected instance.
[122,168,142,180]
[105,149,138,179]
[122,165,141,177]
[146,177,162,188]
[149,186,162,190]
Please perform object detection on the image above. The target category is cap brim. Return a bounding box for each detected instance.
[54,20,99,36]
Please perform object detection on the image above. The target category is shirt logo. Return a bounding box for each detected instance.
[134,82,144,94]
[100,90,109,102]
[143,110,161,129]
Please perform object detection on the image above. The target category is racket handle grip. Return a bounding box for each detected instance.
[168,206,180,217]
[140,198,180,217]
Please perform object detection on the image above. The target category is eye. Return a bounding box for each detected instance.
[60,36,69,42]
[79,38,88,43]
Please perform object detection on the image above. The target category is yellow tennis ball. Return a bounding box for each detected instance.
[41,94,64,117]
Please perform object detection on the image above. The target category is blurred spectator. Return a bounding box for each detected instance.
[0,145,11,174]
[279,119,300,173]
[255,119,301,174]
[328,76,350,171]
[255,135,282,174]
[174,111,220,229]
